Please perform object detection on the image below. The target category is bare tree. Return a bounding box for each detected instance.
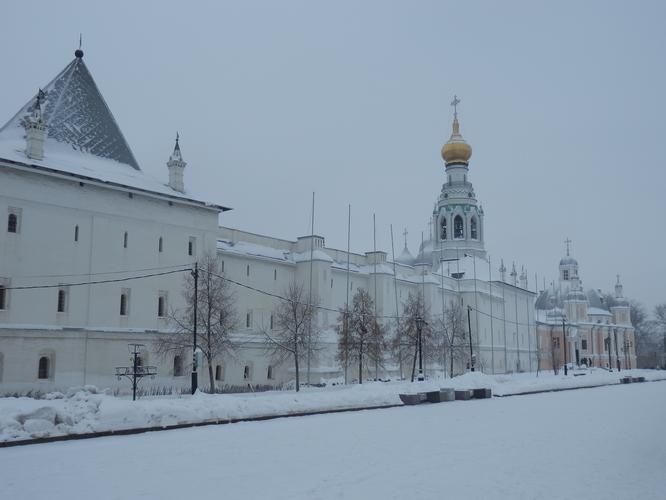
[156,254,238,393]
[343,288,379,384]
[433,299,467,378]
[391,292,435,381]
[264,282,319,392]
[335,304,351,382]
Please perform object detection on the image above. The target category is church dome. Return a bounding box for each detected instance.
[559,256,578,266]
[441,116,472,165]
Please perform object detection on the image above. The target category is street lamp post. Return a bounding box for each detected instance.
[561,317,568,376]
[614,327,621,372]
[606,326,613,372]
[416,316,425,381]
[191,262,199,395]
[467,306,475,372]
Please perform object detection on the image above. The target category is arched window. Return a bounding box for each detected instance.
[158,237,163,253]
[38,356,49,379]
[243,365,251,380]
[123,232,128,249]
[173,355,183,376]
[74,225,79,242]
[470,217,478,240]
[267,365,273,380]
[454,215,464,239]
[246,264,250,277]
[7,213,17,233]
[440,217,447,240]
[215,364,223,381]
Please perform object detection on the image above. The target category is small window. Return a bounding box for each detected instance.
[243,365,251,380]
[57,289,67,313]
[267,365,274,380]
[220,260,225,273]
[173,355,183,376]
[582,339,588,350]
[440,217,447,240]
[215,365,223,381]
[158,237,163,253]
[74,225,79,242]
[246,264,250,277]
[7,213,18,233]
[563,270,569,281]
[454,215,464,239]
[158,294,166,317]
[269,313,274,330]
[331,278,334,289]
[0,285,6,310]
[123,232,128,249]
[274,269,277,281]
[246,311,253,329]
[188,237,195,256]
[120,291,129,316]
[470,217,478,240]
[38,356,49,379]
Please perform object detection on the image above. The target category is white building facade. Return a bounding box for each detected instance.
[0,50,539,394]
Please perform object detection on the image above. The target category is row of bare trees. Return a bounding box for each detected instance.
[155,255,473,393]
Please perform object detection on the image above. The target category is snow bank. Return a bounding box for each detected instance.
[1,369,664,443]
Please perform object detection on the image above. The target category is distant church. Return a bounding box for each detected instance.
[0,49,630,393]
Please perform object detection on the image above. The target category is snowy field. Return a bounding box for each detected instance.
[1,369,665,443]
[1,381,664,500]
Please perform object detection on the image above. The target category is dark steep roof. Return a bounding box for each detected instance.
[0,53,140,169]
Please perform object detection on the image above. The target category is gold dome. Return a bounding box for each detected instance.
[441,116,472,165]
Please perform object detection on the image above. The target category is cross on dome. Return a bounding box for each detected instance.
[451,95,461,119]
[564,238,572,256]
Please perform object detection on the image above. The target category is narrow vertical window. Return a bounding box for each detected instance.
[0,285,6,310]
[267,365,273,380]
[123,232,128,249]
[274,269,277,281]
[246,264,250,277]
[470,217,478,240]
[246,311,252,328]
[188,237,196,257]
[38,356,49,379]
[454,215,464,239]
[57,289,66,313]
[270,313,274,330]
[173,355,183,376]
[243,365,251,380]
[158,237,163,253]
[215,365,223,381]
[221,260,225,273]
[74,225,79,242]
[120,292,128,316]
[441,217,447,240]
[7,213,17,233]
[158,295,165,317]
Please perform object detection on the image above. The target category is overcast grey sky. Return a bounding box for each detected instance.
[2,0,665,312]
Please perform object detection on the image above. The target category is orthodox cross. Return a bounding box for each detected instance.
[616,274,621,284]
[564,238,572,256]
[79,34,83,50]
[451,95,461,118]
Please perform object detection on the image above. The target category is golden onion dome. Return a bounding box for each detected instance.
[441,116,472,165]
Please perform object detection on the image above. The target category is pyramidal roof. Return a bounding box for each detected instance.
[0,51,140,169]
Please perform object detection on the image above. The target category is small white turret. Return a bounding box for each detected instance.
[499,259,507,282]
[167,133,186,193]
[510,262,518,286]
[519,266,528,289]
[24,90,47,161]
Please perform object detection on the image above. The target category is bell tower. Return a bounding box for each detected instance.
[432,96,485,261]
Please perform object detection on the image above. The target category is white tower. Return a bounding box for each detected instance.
[432,96,485,261]
[558,238,579,292]
[167,133,186,193]
[24,90,47,161]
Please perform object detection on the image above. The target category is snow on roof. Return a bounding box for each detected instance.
[0,53,229,211]
[217,240,291,262]
[587,307,612,316]
[0,55,139,169]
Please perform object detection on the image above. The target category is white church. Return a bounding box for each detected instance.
[0,49,540,394]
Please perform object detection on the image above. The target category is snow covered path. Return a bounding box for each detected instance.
[1,382,664,500]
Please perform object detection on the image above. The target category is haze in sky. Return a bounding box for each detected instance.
[2,0,664,311]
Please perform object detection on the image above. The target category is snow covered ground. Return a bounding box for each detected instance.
[0,368,664,443]
[1,380,664,500]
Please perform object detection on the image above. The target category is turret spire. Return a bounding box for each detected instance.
[167,132,186,192]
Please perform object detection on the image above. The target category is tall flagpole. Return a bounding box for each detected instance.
[390,224,402,379]
[489,255,495,374]
[306,192,315,385]
[344,204,351,384]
